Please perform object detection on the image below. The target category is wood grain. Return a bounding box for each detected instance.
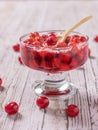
[0,1,98,130]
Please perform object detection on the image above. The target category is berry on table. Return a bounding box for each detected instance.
[94,36,98,42]
[65,104,79,117]
[5,102,19,115]
[12,44,20,52]
[36,96,49,109]
[18,56,23,64]
[0,78,2,86]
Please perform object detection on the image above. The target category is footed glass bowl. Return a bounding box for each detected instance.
[20,30,89,100]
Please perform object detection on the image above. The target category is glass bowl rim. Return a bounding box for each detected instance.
[19,30,89,50]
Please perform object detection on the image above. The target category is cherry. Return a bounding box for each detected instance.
[0,78,2,86]
[65,104,79,117]
[94,36,98,42]
[18,56,23,64]
[5,102,19,115]
[12,44,20,52]
[36,96,49,109]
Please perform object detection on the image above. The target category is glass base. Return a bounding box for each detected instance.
[33,80,77,100]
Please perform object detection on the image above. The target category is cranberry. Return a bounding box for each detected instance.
[34,52,42,65]
[71,35,80,43]
[35,36,41,41]
[36,96,49,109]
[94,36,98,42]
[34,32,39,37]
[46,36,57,46]
[12,44,20,52]
[30,32,35,38]
[30,32,39,38]
[18,56,23,64]
[33,41,41,46]
[0,78,2,86]
[88,48,91,57]
[65,36,71,43]
[60,53,72,64]
[24,39,33,44]
[56,42,67,47]
[42,34,48,40]
[44,52,54,68]
[65,104,79,117]
[79,36,87,42]
[5,102,19,115]
[49,32,56,37]
[69,58,78,69]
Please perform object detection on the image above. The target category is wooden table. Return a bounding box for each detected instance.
[0,1,98,130]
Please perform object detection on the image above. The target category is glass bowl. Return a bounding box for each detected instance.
[20,30,89,100]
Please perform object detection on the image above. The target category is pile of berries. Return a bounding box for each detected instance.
[21,31,89,73]
[23,32,87,47]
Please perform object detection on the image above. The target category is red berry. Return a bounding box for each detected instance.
[46,36,57,46]
[36,96,49,109]
[0,78,2,86]
[60,52,72,64]
[71,35,80,43]
[34,32,39,37]
[65,36,71,43]
[65,104,79,117]
[33,41,41,46]
[56,42,67,47]
[88,48,91,57]
[42,34,48,39]
[79,36,87,42]
[18,56,23,64]
[24,38,33,44]
[94,36,98,42]
[5,102,19,115]
[12,44,20,52]
[30,32,39,38]
[49,32,56,37]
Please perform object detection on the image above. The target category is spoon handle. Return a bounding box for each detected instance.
[60,15,92,42]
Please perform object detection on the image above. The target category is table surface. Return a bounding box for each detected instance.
[0,1,98,130]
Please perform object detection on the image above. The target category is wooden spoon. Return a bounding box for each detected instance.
[58,15,92,42]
